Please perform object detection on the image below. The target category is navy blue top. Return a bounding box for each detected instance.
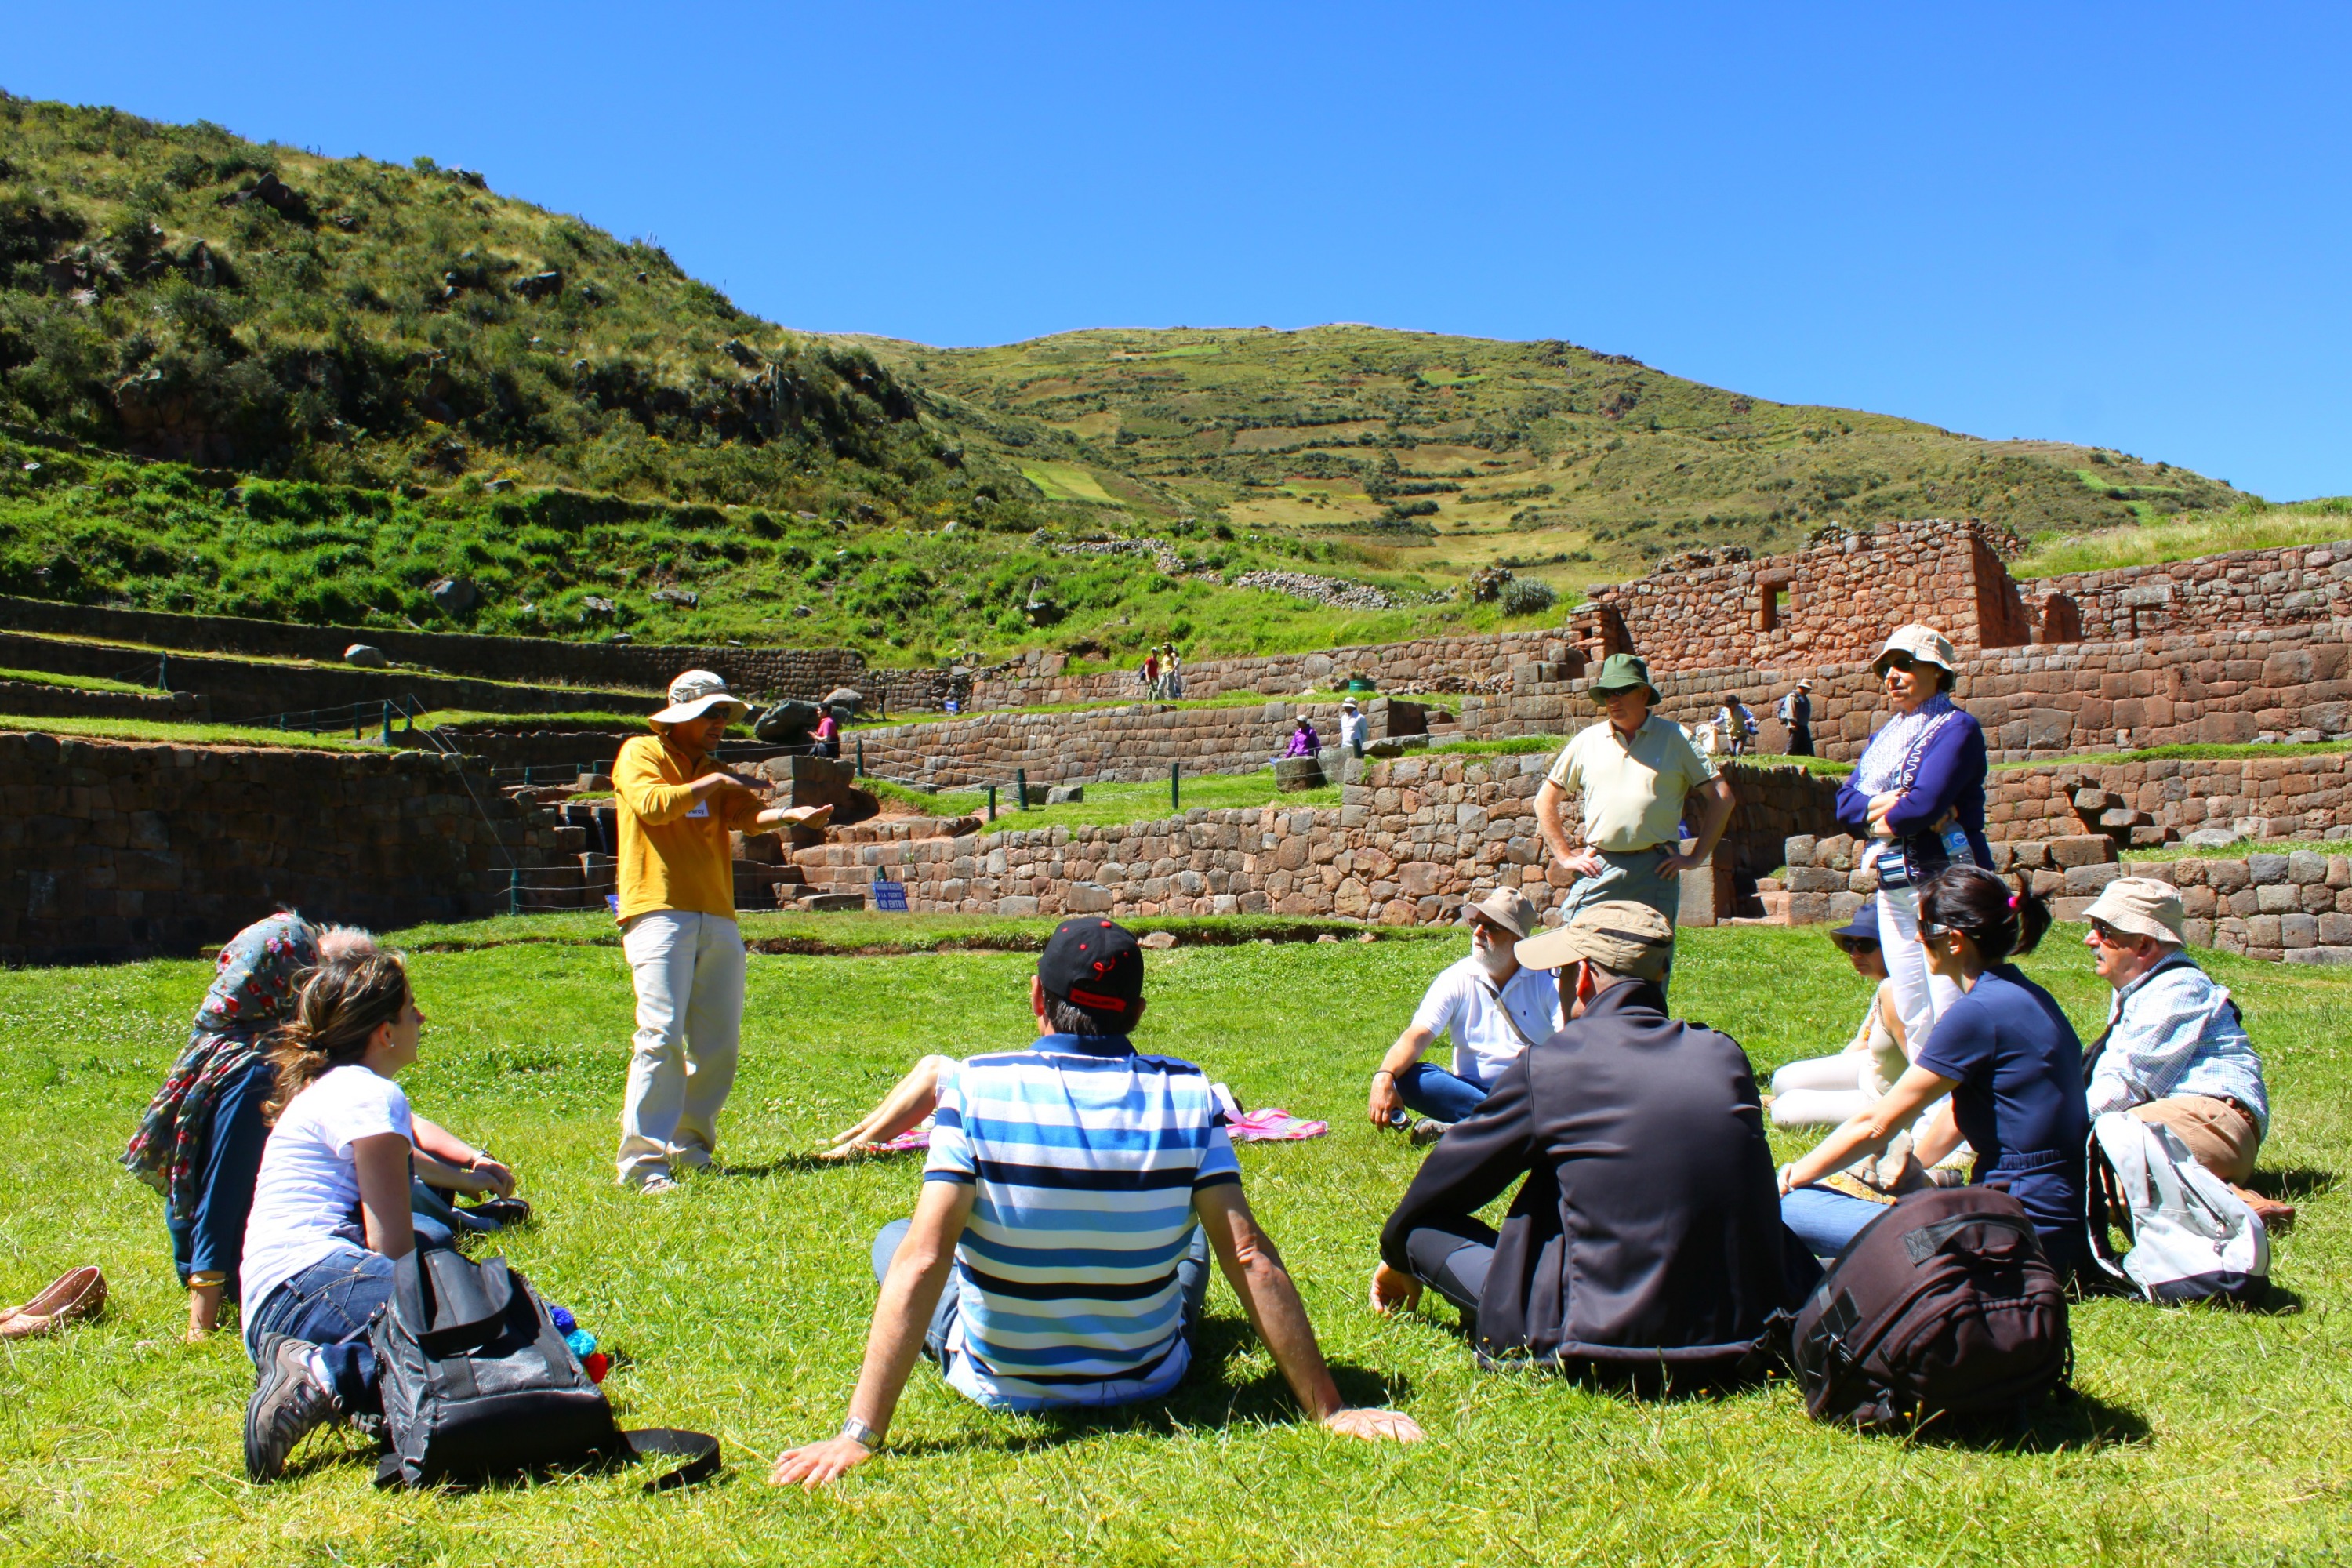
[1912,966,2088,1272]
[1835,709,1991,868]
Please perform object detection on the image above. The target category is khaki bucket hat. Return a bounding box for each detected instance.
[1513,899,1674,980]
[1457,887,1538,942]
[650,670,748,727]
[2082,877,2187,945]
[1873,624,1957,677]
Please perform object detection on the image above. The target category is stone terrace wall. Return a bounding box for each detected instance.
[0,630,648,724]
[851,698,1439,790]
[2030,539,2352,644]
[0,731,586,963]
[1985,753,2352,847]
[1595,519,2026,676]
[791,757,1838,922]
[968,630,1573,710]
[0,595,888,705]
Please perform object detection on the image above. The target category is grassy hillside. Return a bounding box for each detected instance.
[0,93,2274,662]
[871,326,2246,592]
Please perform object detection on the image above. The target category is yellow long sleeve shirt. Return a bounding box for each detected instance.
[612,732,767,923]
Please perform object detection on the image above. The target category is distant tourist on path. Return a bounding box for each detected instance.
[1779,866,2087,1276]
[1367,889,1560,1145]
[1533,652,1736,987]
[1777,679,1816,756]
[1280,716,1321,760]
[2079,877,2292,1228]
[1837,625,1988,1058]
[1142,647,1161,698]
[122,913,516,1340]
[1165,646,1184,699]
[1338,696,1370,757]
[612,671,793,1193]
[769,918,1422,1487]
[1715,696,1757,757]
[1371,902,1818,1385]
[811,706,840,760]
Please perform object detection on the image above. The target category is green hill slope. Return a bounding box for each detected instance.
[873,325,2245,587]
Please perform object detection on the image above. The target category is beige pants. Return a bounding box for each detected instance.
[2131,1095,2260,1185]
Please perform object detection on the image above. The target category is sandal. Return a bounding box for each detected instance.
[0,1265,107,1339]
[459,1197,535,1229]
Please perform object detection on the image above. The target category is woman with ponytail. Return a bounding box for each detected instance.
[1778,865,2089,1276]
[236,953,483,1482]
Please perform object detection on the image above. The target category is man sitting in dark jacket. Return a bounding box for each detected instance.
[1371,900,1820,1385]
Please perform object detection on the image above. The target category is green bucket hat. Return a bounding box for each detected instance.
[1588,652,1659,703]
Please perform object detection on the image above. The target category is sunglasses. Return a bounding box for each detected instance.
[1880,652,1919,673]
[1918,921,1959,942]
[1831,937,1882,956]
[2087,919,2133,946]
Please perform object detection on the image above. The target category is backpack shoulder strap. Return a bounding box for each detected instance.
[625,1428,722,1492]
[1473,975,1549,1054]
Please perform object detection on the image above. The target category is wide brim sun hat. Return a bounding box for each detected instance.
[1872,624,1957,677]
[2082,877,2187,945]
[1457,887,1538,942]
[1513,900,1674,979]
[650,670,749,726]
[1588,652,1660,704]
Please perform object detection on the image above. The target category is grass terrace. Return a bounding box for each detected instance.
[0,713,383,750]
[0,920,2343,1565]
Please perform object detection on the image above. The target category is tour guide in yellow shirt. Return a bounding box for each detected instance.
[1533,653,1736,982]
[612,670,792,1193]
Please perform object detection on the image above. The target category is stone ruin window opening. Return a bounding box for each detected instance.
[1758,575,1792,633]
[2041,593,2082,644]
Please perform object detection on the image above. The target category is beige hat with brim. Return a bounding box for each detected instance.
[1874,623,1957,676]
[1513,899,1674,980]
[650,669,749,727]
[1457,887,1538,942]
[2082,877,2186,945]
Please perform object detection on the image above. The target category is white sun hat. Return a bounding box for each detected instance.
[650,670,748,727]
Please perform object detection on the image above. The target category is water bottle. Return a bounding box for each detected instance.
[1940,822,1976,869]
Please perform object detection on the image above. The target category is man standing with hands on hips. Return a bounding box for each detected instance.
[612,670,794,1193]
[1533,652,1736,990]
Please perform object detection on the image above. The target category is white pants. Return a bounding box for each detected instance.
[617,910,746,1185]
[1877,884,1962,1061]
[1770,1054,1875,1128]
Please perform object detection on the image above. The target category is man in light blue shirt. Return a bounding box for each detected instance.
[2081,878,2287,1226]
[770,919,1422,1488]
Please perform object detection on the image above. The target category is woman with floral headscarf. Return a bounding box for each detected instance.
[123,913,519,1338]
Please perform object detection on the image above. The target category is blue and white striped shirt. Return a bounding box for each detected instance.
[924,1033,1240,1411]
[2086,952,2269,1134]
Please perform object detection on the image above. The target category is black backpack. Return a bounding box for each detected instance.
[369,1246,719,1490]
[1791,1186,2071,1432]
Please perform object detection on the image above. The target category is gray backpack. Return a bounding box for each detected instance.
[2086,1112,2270,1305]
[369,1247,718,1490]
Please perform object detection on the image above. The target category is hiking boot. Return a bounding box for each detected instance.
[245,1332,337,1483]
[1408,1118,1452,1147]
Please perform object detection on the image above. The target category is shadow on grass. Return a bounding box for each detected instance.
[1906,1387,2152,1452]
[2249,1167,2336,1203]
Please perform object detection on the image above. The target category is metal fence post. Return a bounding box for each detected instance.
[507,868,521,917]
[856,737,866,776]
[380,702,393,746]
[1015,768,1028,811]
[987,784,997,822]
[1171,761,1181,811]
[158,652,169,691]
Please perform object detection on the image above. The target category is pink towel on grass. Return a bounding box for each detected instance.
[1226,1107,1329,1143]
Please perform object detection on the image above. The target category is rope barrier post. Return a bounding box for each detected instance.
[158,652,169,692]
[1015,768,1028,811]
[352,707,363,740]
[1171,761,1181,812]
[507,868,521,917]
[986,784,996,823]
[856,736,866,776]
[380,702,393,746]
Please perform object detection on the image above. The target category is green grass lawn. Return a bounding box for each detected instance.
[1,922,2343,1565]
[0,665,164,696]
[0,713,381,750]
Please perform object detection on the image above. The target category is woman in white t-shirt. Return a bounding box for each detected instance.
[238,953,480,1483]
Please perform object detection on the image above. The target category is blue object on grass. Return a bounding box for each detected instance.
[548,1305,577,1333]
[873,878,909,912]
[564,1327,598,1359]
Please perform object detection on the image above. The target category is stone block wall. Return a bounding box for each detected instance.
[1984,753,2352,847]
[2031,539,2352,644]
[0,731,580,963]
[2122,851,2352,965]
[967,631,1572,710]
[1593,519,2020,676]
[791,757,1839,924]
[0,679,209,722]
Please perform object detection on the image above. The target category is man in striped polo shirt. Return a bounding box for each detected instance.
[771,919,1421,1486]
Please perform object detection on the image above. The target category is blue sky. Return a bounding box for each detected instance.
[6,2,2347,498]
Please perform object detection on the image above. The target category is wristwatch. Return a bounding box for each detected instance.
[839,1416,881,1451]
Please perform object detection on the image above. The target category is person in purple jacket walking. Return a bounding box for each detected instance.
[1835,624,1989,1059]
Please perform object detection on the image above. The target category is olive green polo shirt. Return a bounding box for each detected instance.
[1544,715,1719,851]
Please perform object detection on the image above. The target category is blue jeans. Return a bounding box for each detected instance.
[1780,1186,1886,1260]
[247,1250,396,1414]
[870,1218,1212,1367]
[1396,1063,1492,1123]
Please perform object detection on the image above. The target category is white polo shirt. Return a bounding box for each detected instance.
[1410,955,1564,1089]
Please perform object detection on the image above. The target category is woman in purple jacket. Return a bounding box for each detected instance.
[1835,624,1989,1058]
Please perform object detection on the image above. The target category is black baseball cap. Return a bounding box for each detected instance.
[1039,917,1145,1018]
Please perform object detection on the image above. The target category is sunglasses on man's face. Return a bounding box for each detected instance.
[1832,937,1881,956]
[1881,652,1919,674]
[2088,919,2132,946]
